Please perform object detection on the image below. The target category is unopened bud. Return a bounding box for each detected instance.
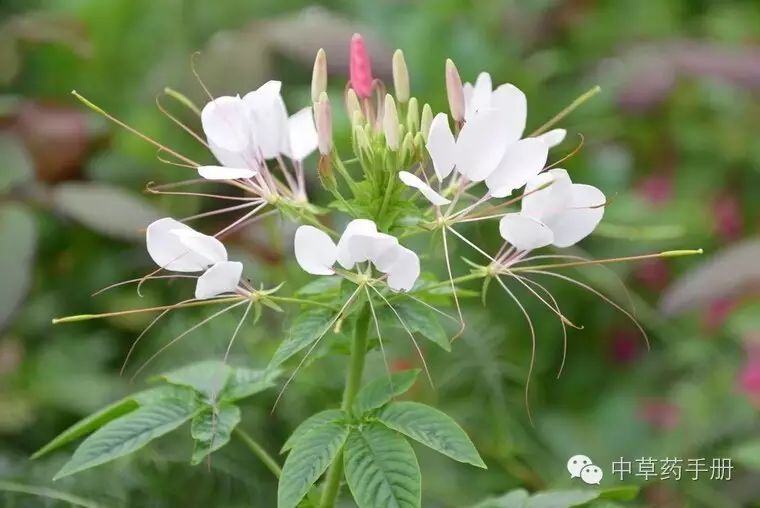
[406,97,419,133]
[314,92,332,155]
[445,59,465,122]
[420,103,433,141]
[400,131,414,160]
[383,94,400,151]
[311,48,327,103]
[392,49,410,103]
[353,122,371,152]
[318,154,337,191]
[346,88,363,123]
[413,132,425,155]
[350,33,374,99]
[351,109,364,130]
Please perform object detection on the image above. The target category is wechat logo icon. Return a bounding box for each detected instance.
[567,454,603,485]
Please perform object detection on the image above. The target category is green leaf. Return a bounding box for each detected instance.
[31,397,138,460]
[343,423,421,508]
[352,370,420,416]
[470,489,529,508]
[597,485,639,501]
[190,403,241,465]
[524,490,599,508]
[54,397,200,480]
[269,308,334,369]
[280,408,345,453]
[0,134,33,193]
[160,360,232,401]
[278,421,348,508]
[377,401,485,468]
[221,367,280,401]
[388,301,450,352]
[32,385,194,459]
[0,204,36,331]
[52,182,162,241]
[296,276,342,296]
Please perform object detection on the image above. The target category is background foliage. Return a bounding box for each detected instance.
[1,0,760,506]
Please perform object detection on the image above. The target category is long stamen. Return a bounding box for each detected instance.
[446,226,496,263]
[130,300,248,381]
[155,94,209,148]
[92,274,197,297]
[164,87,201,116]
[368,283,433,387]
[52,296,243,324]
[365,286,392,382]
[529,85,601,137]
[71,91,200,168]
[181,201,264,223]
[494,274,536,425]
[441,227,465,341]
[509,249,703,273]
[214,202,268,238]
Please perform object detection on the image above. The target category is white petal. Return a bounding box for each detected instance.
[464,72,492,121]
[197,165,257,180]
[455,108,511,182]
[294,225,337,275]
[208,139,254,169]
[282,107,318,161]
[521,168,573,221]
[201,96,252,154]
[336,219,378,269]
[245,81,288,160]
[146,218,227,272]
[385,246,420,292]
[499,213,554,251]
[490,83,527,144]
[462,82,474,110]
[545,184,606,247]
[398,171,451,206]
[485,137,549,195]
[195,261,243,300]
[426,113,456,179]
[346,232,398,268]
[536,128,566,149]
[175,229,228,265]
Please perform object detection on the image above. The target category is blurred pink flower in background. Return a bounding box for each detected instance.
[739,339,760,408]
[712,192,743,242]
[610,328,642,365]
[638,398,681,430]
[637,174,673,207]
[702,297,736,332]
[634,258,671,291]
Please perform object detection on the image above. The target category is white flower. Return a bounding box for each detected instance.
[294,219,420,292]
[146,218,243,299]
[197,81,318,181]
[498,168,605,251]
[397,171,451,206]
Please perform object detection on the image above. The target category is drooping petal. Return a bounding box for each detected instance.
[201,95,251,154]
[175,229,228,265]
[536,128,567,149]
[385,246,420,292]
[464,72,492,121]
[490,83,527,144]
[294,225,337,275]
[544,184,606,248]
[398,171,451,206]
[146,218,226,272]
[195,261,243,300]
[455,108,511,182]
[244,81,288,160]
[498,213,554,251]
[197,165,257,180]
[346,232,398,268]
[521,168,573,221]
[336,219,378,269]
[426,113,456,179]
[282,107,318,161]
[485,137,549,196]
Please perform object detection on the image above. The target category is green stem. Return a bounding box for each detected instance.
[529,85,601,136]
[234,428,282,478]
[319,303,372,508]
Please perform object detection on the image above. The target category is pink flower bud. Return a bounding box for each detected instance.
[311,48,327,103]
[350,33,374,99]
[445,59,465,122]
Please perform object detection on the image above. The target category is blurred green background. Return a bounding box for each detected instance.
[1,0,760,506]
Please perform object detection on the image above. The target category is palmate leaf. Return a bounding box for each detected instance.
[269,308,335,369]
[54,395,201,480]
[160,360,232,401]
[343,423,421,508]
[352,369,420,417]
[190,403,241,465]
[377,402,486,468]
[222,366,281,401]
[278,421,349,508]
[380,301,450,352]
[32,385,193,459]
[280,409,345,453]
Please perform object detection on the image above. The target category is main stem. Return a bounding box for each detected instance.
[319,303,371,508]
